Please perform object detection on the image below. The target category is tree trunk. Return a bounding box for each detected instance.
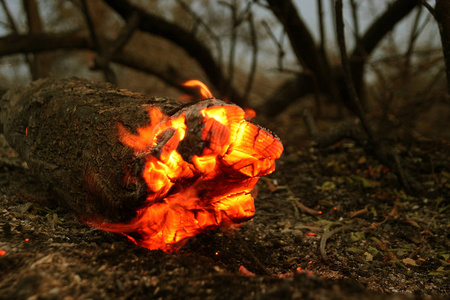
[435,0,450,93]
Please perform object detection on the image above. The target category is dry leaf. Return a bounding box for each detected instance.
[402,258,418,266]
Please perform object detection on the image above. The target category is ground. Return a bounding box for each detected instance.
[0,123,449,299]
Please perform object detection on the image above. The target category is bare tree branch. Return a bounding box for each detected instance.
[93,11,139,73]
[80,0,116,84]
[350,0,419,99]
[421,0,435,17]
[2,0,40,80]
[434,0,450,93]
[174,0,224,69]
[0,32,89,55]
[102,0,245,106]
[350,0,360,41]
[404,5,423,70]
[0,0,18,32]
[335,0,373,140]
[265,0,420,117]
[219,0,253,101]
[22,0,44,80]
[335,0,419,193]
[221,0,239,99]
[0,32,196,97]
[266,0,337,100]
[317,0,326,57]
[262,20,288,73]
[242,11,258,105]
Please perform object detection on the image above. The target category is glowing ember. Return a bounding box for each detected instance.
[239,265,256,277]
[96,83,282,252]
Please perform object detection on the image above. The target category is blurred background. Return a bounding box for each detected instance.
[0,0,448,143]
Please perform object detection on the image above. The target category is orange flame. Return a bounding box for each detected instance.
[183,80,214,99]
[96,94,282,251]
[244,107,256,120]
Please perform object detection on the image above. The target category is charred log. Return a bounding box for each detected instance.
[1,77,182,223]
[0,77,283,251]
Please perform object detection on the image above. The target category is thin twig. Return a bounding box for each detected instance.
[0,20,11,28]
[80,0,116,84]
[80,0,102,55]
[226,0,238,98]
[94,11,139,69]
[22,0,42,80]
[349,208,368,219]
[262,20,286,71]
[421,0,435,18]
[335,0,374,141]
[295,200,322,216]
[2,0,38,79]
[314,0,326,117]
[317,0,326,56]
[0,0,18,32]
[242,11,258,106]
[104,0,245,106]
[404,6,424,70]
[219,0,247,98]
[320,225,350,262]
[349,0,360,41]
[262,21,304,76]
[175,0,223,68]
[220,0,254,100]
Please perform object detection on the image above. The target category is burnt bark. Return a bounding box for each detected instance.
[0,77,182,223]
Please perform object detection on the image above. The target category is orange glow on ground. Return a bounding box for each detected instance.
[96,99,282,252]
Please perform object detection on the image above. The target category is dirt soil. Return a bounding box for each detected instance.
[0,122,449,299]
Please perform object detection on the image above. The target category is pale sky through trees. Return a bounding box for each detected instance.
[0,0,442,86]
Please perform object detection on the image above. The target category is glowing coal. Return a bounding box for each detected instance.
[98,99,283,251]
[1,77,282,252]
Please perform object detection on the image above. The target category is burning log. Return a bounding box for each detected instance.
[1,77,283,251]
